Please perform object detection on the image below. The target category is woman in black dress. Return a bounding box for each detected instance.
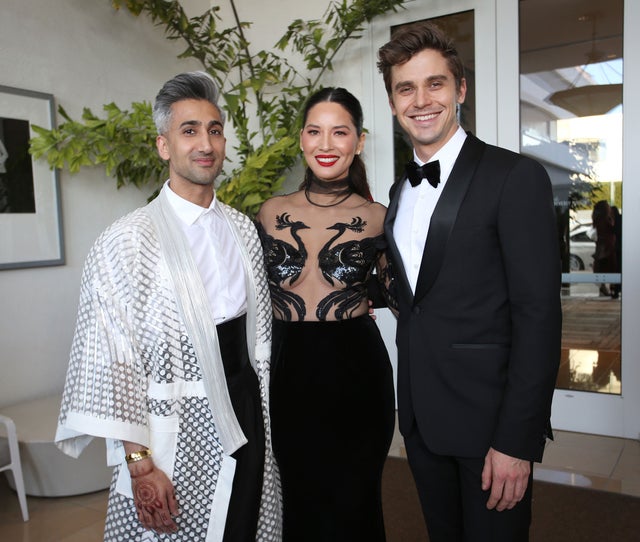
[591,200,618,297]
[256,87,396,541]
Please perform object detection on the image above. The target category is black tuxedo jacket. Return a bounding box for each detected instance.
[385,133,562,462]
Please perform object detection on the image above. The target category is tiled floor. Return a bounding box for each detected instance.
[389,423,640,498]
[1,423,638,541]
[535,429,640,496]
[0,480,108,541]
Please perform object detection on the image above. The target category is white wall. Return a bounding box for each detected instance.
[0,0,206,408]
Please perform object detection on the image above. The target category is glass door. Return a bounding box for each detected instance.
[513,0,640,438]
[520,0,623,393]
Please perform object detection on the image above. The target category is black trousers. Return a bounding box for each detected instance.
[217,315,265,542]
[404,424,533,542]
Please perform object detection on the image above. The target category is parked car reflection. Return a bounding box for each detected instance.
[569,224,595,271]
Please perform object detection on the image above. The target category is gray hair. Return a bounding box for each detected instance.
[152,71,226,135]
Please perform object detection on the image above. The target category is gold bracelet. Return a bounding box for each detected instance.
[125,448,152,464]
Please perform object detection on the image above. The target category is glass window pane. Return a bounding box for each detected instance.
[519,0,623,395]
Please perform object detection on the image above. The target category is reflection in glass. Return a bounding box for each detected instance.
[558,349,621,395]
[519,0,623,394]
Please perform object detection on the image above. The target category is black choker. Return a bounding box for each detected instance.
[304,174,353,207]
[307,175,351,194]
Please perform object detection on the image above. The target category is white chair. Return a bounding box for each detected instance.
[0,414,29,521]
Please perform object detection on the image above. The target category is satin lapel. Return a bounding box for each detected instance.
[413,135,486,302]
[384,180,414,304]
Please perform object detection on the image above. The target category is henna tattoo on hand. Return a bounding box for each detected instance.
[134,480,163,515]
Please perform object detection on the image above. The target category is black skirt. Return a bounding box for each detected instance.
[270,315,395,541]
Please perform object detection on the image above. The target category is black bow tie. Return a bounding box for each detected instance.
[405,160,441,188]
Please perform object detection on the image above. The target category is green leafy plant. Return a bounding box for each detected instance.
[30,0,407,215]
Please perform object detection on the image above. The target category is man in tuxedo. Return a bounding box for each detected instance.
[377,21,561,542]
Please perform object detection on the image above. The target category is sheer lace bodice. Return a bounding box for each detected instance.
[256,195,390,321]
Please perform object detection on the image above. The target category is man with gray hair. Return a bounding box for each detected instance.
[56,71,281,541]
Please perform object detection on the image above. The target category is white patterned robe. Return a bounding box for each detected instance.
[55,196,281,541]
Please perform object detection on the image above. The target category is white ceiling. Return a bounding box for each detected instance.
[519,0,623,74]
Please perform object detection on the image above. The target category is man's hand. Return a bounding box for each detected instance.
[368,299,377,320]
[130,462,180,533]
[481,447,530,511]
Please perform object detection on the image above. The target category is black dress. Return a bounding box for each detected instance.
[258,219,395,541]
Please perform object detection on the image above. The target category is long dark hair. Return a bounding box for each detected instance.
[299,87,372,200]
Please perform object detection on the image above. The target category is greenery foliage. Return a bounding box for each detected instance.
[29,0,407,215]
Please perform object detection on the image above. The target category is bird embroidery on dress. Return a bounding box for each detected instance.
[316,217,381,320]
[256,213,308,320]
[258,214,383,321]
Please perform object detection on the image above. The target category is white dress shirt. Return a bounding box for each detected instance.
[393,126,467,293]
[164,181,247,323]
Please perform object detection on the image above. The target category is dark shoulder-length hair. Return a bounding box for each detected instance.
[299,87,372,200]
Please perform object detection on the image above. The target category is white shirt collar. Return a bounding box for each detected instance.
[162,180,219,226]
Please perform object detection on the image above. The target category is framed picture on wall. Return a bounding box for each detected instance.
[0,85,64,269]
